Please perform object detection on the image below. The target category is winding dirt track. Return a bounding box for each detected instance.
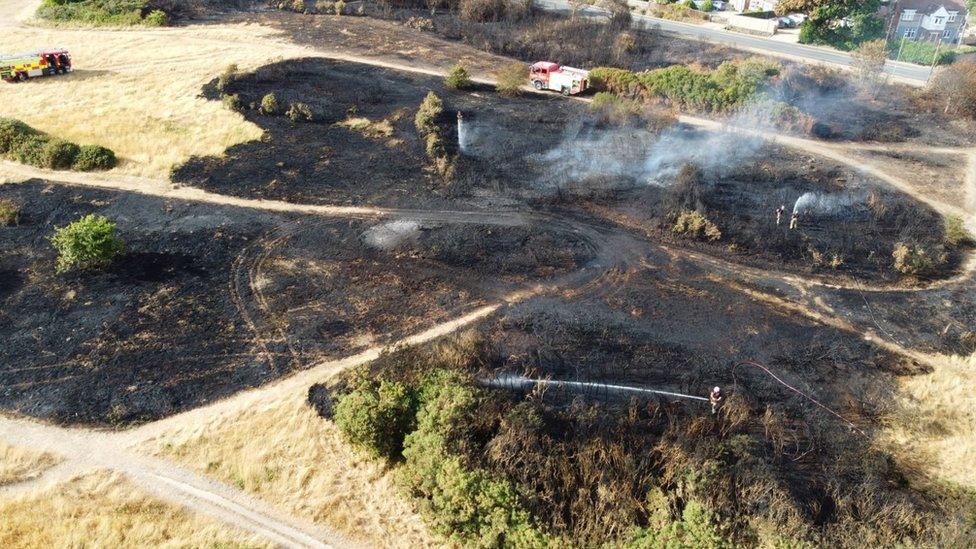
[2,5,976,548]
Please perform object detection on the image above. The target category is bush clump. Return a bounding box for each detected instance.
[944,216,973,248]
[260,92,280,115]
[216,64,239,92]
[72,145,117,171]
[333,378,417,460]
[0,199,20,226]
[0,118,36,154]
[13,136,49,167]
[50,214,124,273]
[286,102,315,122]
[673,210,722,241]
[444,63,473,90]
[37,0,169,26]
[415,91,444,136]
[221,93,243,112]
[41,139,81,170]
[892,241,947,277]
[494,62,526,97]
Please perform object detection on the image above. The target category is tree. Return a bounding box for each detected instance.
[444,63,472,89]
[851,39,887,93]
[494,62,527,97]
[51,214,124,273]
[781,0,883,48]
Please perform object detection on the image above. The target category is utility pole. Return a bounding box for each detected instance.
[895,36,906,61]
[927,36,943,84]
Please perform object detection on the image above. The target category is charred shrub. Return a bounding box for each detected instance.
[73,145,117,171]
[286,101,315,122]
[0,199,20,226]
[459,0,530,22]
[892,241,947,277]
[672,210,722,241]
[50,214,124,274]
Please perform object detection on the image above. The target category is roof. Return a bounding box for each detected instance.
[0,49,68,62]
[894,0,967,13]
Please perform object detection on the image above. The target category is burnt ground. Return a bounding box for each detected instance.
[0,181,591,425]
[174,58,965,284]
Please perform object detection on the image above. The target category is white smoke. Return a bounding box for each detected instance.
[792,191,860,217]
[362,219,421,251]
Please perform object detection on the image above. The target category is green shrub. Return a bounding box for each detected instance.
[494,62,526,97]
[260,92,279,114]
[0,118,36,154]
[143,9,168,26]
[673,210,721,241]
[415,91,444,136]
[286,102,315,122]
[944,216,973,248]
[701,0,714,11]
[892,241,947,277]
[0,199,20,226]
[37,0,162,26]
[589,67,641,95]
[333,0,345,14]
[72,145,117,171]
[334,379,417,460]
[40,138,81,169]
[50,214,124,273]
[444,63,473,90]
[13,135,50,167]
[627,500,731,548]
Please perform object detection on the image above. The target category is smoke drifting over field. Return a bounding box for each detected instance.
[363,219,421,250]
[792,191,861,217]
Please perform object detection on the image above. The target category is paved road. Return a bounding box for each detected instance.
[534,0,933,84]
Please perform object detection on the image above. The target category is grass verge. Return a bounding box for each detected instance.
[0,470,272,547]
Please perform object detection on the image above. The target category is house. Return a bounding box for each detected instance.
[891,0,969,45]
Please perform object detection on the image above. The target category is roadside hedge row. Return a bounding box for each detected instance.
[0,118,117,171]
[589,58,780,113]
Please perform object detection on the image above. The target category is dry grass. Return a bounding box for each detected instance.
[0,441,61,485]
[0,24,315,178]
[886,351,976,489]
[0,470,272,548]
[143,390,436,547]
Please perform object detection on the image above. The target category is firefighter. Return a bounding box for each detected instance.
[790,211,799,230]
[709,386,724,415]
[775,204,785,226]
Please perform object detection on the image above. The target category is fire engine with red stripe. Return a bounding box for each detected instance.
[1,49,72,83]
[529,62,589,96]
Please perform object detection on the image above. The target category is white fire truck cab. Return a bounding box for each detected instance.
[529,62,589,96]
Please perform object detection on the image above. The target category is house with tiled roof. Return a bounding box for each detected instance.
[891,0,968,44]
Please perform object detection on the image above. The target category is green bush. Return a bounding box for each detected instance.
[72,145,117,171]
[333,0,345,14]
[944,216,973,248]
[13,136,49,167]
[494,62,526,97]
[673,210,722,241]
[0,118,36,154]
[50,214,124,273]
[260,92,279,115]
[701,0,714,11]
[217,64,239,92]
[143,9,168,26]
[286,102,315,122]
[415,91,444,136]
[444,63,473,90]
[0,199,20,226]
[334,379,417,460]
[41,139,81,169]
[589,67,641,95]
[627,500,731,548]
[37,0,168,26]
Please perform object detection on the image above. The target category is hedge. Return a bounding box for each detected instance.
[0,117,117,171]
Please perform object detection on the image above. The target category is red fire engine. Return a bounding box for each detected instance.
[529,62,589,96]
[1,49,73,83]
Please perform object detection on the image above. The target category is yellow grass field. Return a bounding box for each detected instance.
[0,470,273,548]
[0,440,60,485]
[144,390,436,548]
[886,352,976,489]
[0,23,314,178]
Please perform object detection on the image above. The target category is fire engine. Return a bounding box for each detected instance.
[529,62,589,96]
[1,49,72,83]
